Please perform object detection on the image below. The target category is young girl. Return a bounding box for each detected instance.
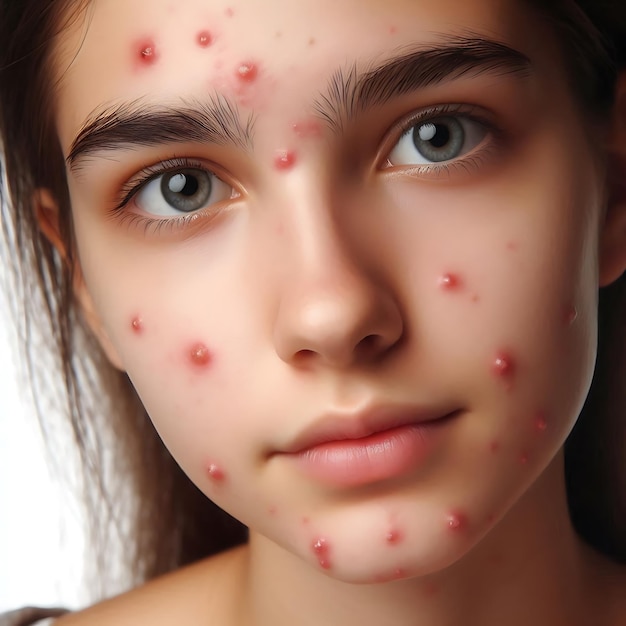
[1,0,626,624]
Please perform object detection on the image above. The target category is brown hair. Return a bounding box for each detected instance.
[0,0,624,598]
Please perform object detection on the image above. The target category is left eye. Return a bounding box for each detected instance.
[135,168,233,216]
[388,116,488,166]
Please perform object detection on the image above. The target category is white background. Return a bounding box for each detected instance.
[0,292,88,613]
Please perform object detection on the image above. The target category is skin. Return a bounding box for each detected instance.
[44,0,626,624]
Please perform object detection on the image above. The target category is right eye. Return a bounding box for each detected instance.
[135,168,234,217]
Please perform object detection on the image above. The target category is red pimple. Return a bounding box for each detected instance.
[268,505,278,516]
[446,511,468,532]
[492,352,515,378]
[189,342,212,367]
[197,30,213,47]
[206,463,226,482]
[519,451,529,465]
[489,440,501,454]
[236,62,258,82]
[302,516,310,526]
[506,240,519,252]
[274,149,297,171]
[439,273,462,290]
[388,25,398,35]
[386,529,403,545]
[131,316,144,334]
[137,39,158,65]
[225,7,234,17]
[311,536,332,569]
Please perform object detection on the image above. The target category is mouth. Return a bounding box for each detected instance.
[277,406,460,488]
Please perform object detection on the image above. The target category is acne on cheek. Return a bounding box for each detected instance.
[491,351,516,390]
[189,342,213,368]
[438,273,462,291]
[446,511,469,532]
[206,462,227,482]
[130,316,144,334]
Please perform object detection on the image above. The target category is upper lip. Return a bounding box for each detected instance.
[280,404,457,454]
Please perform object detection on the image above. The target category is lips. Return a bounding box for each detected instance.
[278,405,458,488]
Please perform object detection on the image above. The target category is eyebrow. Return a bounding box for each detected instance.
[67,95,254,172]
[314,36,532,131]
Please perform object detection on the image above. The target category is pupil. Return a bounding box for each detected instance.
[429,123,450,148]
[168,174,198,197]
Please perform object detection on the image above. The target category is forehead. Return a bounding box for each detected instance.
[54,0,556,151]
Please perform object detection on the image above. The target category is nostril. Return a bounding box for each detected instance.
[356,334,386,361]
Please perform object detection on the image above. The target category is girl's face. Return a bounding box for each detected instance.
[54,0,610,582]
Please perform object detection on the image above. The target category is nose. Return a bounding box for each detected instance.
[273,214,404,369]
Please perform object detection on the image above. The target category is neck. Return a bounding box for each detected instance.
[241,457,604,626]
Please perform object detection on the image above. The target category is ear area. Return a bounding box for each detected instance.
[599,72,626,287]
[34,189,125,371]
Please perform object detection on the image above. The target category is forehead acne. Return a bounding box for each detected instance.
[135,38,159,66]
[236,61,259,82]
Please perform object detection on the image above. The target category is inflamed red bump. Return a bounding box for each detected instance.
[492,352,515,378]
[519,452,529,465]
[446,511,468,532]
[439,273,462,291]
[386,529,403,545]
[274,149,297,171]
[312,537,332,570]
[236,62,258,82]
[197,30,213,47]
[189,342,212,368]
[206,463,226,482]
[137,39,158,65]
[131,316,143,334]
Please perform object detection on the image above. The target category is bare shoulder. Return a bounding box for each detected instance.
[55,545,248,626]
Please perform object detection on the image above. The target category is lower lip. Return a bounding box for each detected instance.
[290,418,452,488]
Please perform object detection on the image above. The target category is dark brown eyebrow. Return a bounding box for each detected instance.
[67,95,254,172]
[314,36,532,131]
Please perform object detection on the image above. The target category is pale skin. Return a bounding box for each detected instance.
[39,0,626,624]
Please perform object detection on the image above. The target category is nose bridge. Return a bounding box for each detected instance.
[272,184,403,368]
